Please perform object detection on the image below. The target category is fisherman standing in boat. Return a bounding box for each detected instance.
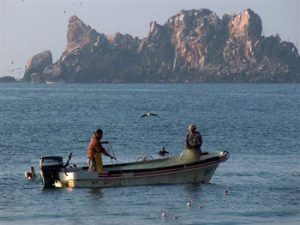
[87,128,116,172]
[185,124,203,153]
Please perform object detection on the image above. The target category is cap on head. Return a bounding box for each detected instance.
[188,123,197,131]
[95,128,103,135]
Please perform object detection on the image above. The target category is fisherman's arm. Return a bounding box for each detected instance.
[185,134,191,148]
[198,133,203,146]
[94,142,116,160]
[101,148,116,160]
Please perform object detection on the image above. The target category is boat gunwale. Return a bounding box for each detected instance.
[62,152,228,178]
[106,155,223,174]
[61,156,224,184]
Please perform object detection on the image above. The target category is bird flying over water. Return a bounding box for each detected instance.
[140,112,160,118]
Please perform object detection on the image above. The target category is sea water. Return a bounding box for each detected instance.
[0,83,299,225]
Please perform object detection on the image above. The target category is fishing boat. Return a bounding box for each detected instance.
[39,149,229,189]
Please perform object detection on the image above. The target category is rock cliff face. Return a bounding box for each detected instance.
[23,50,53,82]
[23,9,300,83]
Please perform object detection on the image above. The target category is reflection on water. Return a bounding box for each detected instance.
[183,183,202,200]
[88,188,104,198]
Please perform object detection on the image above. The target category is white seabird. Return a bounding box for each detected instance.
[140,112,160,118]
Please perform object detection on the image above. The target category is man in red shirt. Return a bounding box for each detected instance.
[87,128,116,172]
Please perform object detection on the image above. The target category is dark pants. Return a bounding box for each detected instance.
[88,159,96,172]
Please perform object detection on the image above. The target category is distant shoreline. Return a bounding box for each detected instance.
[1,77,299,84]
[0,76,17,82]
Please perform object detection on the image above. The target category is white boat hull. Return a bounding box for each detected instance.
[52,150,229,188]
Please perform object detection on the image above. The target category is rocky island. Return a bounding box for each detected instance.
[23,9,300,83]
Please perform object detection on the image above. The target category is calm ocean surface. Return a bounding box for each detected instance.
[0,83,299,225]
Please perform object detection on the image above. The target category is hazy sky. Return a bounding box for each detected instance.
[1,0,299,78]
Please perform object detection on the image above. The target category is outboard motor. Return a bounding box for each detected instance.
[39,156,63,189]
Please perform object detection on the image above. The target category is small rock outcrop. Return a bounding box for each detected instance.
[23,9,300,83]
[23,50,52,82]
[0,76,17,82]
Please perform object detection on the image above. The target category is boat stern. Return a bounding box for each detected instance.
[39,156,64,189]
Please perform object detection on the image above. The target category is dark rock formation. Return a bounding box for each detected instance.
[0,76,17,82]
[23,9,300,83]
[23,50,52,82]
